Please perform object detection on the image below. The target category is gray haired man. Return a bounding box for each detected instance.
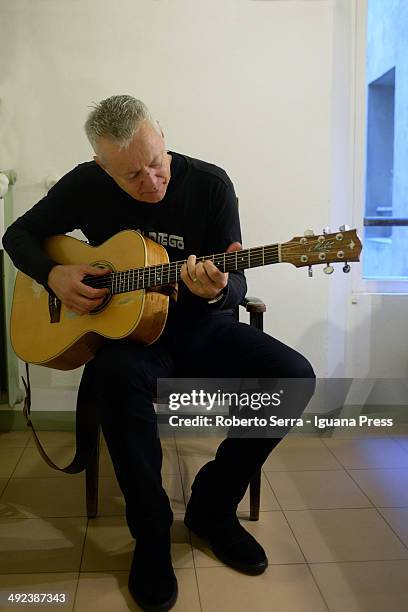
[3,95,315,611]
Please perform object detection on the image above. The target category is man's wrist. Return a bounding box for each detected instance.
[207,287,226,305]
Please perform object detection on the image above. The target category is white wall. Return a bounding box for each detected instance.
[1,0,340,407]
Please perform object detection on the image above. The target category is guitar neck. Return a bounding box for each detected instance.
[83,244,280,294]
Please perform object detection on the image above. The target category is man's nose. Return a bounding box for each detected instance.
[141,168,159,188]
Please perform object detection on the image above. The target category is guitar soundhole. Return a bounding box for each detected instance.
[90,292,112,315]
[88,261,114,315]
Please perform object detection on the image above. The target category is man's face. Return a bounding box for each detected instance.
[95,120,171,203]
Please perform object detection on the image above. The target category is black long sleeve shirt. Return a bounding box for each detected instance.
[2,152,247,322]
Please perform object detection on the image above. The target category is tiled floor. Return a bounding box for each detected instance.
[1,429,408,611]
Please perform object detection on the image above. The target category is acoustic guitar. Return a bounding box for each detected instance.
[10,228,362,370]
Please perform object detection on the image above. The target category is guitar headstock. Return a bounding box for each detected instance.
[281,227,362,275]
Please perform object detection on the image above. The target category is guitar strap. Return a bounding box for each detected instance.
[22,362,99,473]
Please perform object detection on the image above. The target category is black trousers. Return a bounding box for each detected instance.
[82,312,315,540]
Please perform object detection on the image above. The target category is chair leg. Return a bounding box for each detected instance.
[249,311,263,332]
[249,468,261,521]
[85,425,100,519]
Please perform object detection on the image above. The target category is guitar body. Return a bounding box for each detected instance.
[11,230,170,370]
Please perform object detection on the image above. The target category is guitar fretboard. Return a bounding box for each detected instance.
[83,244,280,294]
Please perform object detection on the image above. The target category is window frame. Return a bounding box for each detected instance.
[352,0,408,294]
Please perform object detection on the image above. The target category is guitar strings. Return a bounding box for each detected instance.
[84,232,350,292]
[80,233,354,290]
[85,246,281,291]
[83,245,281,291]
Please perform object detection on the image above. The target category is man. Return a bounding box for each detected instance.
[3,96,315,611]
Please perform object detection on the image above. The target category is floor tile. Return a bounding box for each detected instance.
[98,473,185,517]
[181,472,279,512]
[81,514,193,571]
[75,571,140,611]
[100,433,108,448]
[177,448,215,475]
[161,446,181,475]
[98,439,179,477]
[284,508,408,562]
[100,434,176,450]
[240,477,280,512]
[310,560,408,612]
[0,572,78,611]
[265,469,372,510]
[163,474,186,513]
[393,435,408,450]
[378,507,408,546]
[0,477,86,518]
[175,436,224,455]
[191,511,304,568]
[0,478,8,498]
[0,448,24,478]
[196,565,327,612]
[174,436,227,474]
[283,431,322,439]
[0,517,86,573]
[0,431,31,447]
[321,423,395,438]
[348,468,408,507]
[96,448,116,478]
[13,447,83,479]
[160,436,177,448]
[170,514,195,569]
[98,478,126,516]
[388,425,408,437]
[81,516,134,572]
[322,438,408,469]
[263,437,342,471]
[27,432,76,447]
[75,569,200,612]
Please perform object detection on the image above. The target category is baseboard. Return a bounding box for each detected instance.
[0,410,76,432]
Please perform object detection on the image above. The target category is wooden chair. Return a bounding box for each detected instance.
[23,297,267,521]
[85,296,267,521]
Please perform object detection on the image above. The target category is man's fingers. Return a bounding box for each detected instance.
[79,267,110,298]
[226,241,242,253]
[78,281,109,299]
[195,261,207,281]
[186,254,198,282]
[181,253,228,299]
[203,260,225,284]
[68,294,106,315]
[180,263,194,288]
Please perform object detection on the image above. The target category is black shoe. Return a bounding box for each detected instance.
[184,504,268,575]
[128,536,178,611]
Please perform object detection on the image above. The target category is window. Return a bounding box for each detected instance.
[363,1,408,280]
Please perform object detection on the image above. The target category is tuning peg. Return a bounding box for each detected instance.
[343,263,351,273]
[339,224,350,232]
[323,226,331,235]
[308,266,313,278]
[304,229,314,237]
[323,264,334,275]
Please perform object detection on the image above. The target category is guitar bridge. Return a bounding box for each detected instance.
[48,293,61,323]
